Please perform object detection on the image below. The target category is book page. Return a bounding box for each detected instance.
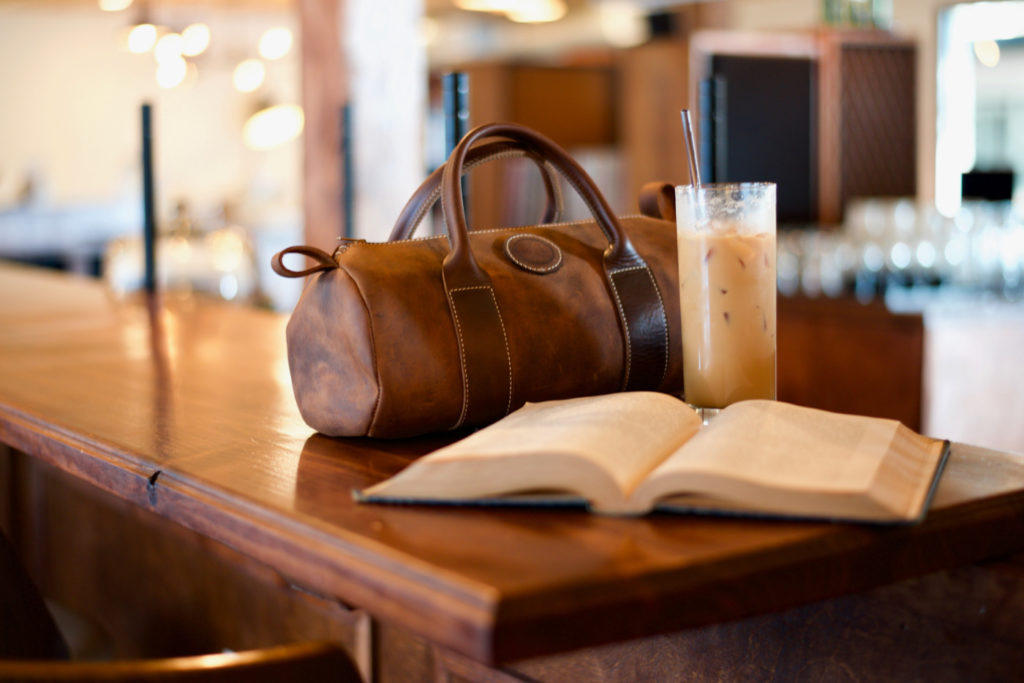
[422,392,701,498]
[644,400,901,494]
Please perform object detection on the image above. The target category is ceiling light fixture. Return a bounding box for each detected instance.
[259,27,293,60]
[506,0,566,23]
[454,0,567,24]
[233,59,266,93]
[156,56,188,88]
[126,22,158,53]
[243,104,304,150]
[973,39,1001,68]
[154,32,183,63]
[181,23,211,57]
[99,0,134,11]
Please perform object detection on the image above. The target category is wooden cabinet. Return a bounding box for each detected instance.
[777,295,924,431]
[690,29,917,224]
[464,61,618,150]
[452,46,696,228]
[617,40,694,199]
[441,27,915,232]
[452,59,620,230]
[451,48,696,230]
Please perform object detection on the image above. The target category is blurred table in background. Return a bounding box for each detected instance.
[779,290,1024,455]
[778,294,924,431]
[0,201,138,277]
[921,295,1024,455]
[776,194,1024,454]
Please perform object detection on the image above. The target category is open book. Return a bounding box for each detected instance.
[356,393,950,523]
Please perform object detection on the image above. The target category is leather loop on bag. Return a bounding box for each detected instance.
[638,182,677,223]
[271,246,338,278]
[389,140,562,242]
[440,123,670,395]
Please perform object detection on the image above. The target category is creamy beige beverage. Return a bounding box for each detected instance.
[678,226,776,408]
[676,183,776,410]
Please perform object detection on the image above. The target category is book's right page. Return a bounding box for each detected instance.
[633,401,949,522]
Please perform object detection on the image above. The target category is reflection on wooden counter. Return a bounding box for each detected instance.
[2,262,1024,676]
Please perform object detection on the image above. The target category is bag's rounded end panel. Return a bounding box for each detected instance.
[286,269,379,437]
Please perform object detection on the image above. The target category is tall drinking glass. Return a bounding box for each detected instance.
[675,183,777,417]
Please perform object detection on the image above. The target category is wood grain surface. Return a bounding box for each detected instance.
[2,263,1024,665]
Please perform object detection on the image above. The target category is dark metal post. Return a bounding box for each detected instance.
[341,104,354,239]
[141,103,157,293]
[442,72,469,222]
[442,71,469,155]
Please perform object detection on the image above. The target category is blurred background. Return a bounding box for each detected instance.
[2,0,1023,449]
[4,2,1024,668]
[2,0,1022,310]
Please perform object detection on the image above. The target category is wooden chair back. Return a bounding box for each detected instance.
[2,528,360,681]
[0,641,360,682]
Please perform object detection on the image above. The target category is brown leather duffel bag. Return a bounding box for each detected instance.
[272,122,681,438]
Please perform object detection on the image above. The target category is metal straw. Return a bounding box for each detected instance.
[680,109,702,188]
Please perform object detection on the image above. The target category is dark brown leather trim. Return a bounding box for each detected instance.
[444,284,513,429]
[607,266,669,391]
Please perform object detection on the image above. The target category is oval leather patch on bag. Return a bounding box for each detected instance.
[503,234,563,274]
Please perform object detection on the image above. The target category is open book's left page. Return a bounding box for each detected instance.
[357,392,702,513]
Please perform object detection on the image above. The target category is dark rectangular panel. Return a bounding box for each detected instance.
[706,55,817,224]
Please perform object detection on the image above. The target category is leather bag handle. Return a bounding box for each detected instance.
[439,123,670,430]
[389,140,562,242]
[441,123,651,283]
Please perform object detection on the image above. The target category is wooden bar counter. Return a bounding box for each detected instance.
[2,262,1024,680]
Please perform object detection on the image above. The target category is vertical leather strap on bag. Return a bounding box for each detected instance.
[440,123,670,429]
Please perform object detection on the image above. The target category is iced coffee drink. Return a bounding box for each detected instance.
[676,183,776,410]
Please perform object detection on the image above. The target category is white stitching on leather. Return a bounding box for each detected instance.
[379,215,651,245]
[560,172,614,244]
[644,267,670,386]
[503,234,564,274]
[607,274,631,391]
[407,149,554,235]
[488,286,514,416]
[443,272,470,430]
[410,151,522,230]
[449,284,514,418]
[608,265,670,388]
[542,160,564,221]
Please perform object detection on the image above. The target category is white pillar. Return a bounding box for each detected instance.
[344,0,426,241]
